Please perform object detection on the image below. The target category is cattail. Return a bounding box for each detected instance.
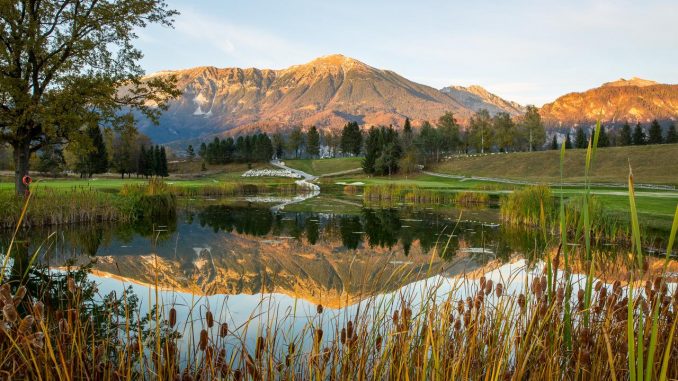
[205,310,214,328]
[323,347,331,362]
[392,310,399,325]
[557,286,565,305]
[540,276,547,293]
[219,322,228,338]
[375,335,383,351]
[315,329,323,344]
[495,283,504,297]
[33,301,44,321]
[517,294,526,311]
[595,281,603,292]
[288,343,295,354]
[346,321,354,338]
[653,276,662,292]
[169,307,177,328]
[479,276,486,290]
[454,319,461,331]
[3,303,18,323]
[613,280,622,297]
[317,304,323,314]
[255,336,265,360]
[577,289,585,303]
[199,329,208,351]
[485,279,493,295]
[340,328,346,344]
[13,286,26,305]
[233,369,242,381]
[67,277,77,294]
[18,315,34,334]
[457,300,464,314]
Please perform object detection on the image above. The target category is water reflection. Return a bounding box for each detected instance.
[2,201,652,306]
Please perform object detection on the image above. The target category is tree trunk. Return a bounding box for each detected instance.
[13,142,30,196]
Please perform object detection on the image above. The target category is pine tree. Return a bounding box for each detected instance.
[620,122,632,146]
[575,127,588,149]
[402,118,414,151]
[666,123,678,144]
[199,143,207,158]
[186,145,195,160]
[159,146,169,177]
[565,132,572,149]
[138,145,148,178]
[550,135,558,150]
[153,145,161,175]
[306,126,320,157]
[632,123,646,145]
[598,125,609,147]
[362,127,380,174]
[340,122,362,156]
[648,119,664,144]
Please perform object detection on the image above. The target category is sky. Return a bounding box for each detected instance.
[136,0,678,106]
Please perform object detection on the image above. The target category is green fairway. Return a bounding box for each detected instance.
[284,157,362,176]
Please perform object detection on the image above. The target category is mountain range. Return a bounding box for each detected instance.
[137,55,677,144]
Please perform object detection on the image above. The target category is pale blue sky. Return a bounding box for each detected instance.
[136,0,678,106]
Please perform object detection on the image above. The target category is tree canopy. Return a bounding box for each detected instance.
[0,0,179,194]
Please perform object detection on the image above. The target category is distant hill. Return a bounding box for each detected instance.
[539,77,678,127]
[137,54,524,144]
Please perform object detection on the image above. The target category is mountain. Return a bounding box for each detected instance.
[539,77,678,126]
[138,54,523,144]
[440,85,524,115]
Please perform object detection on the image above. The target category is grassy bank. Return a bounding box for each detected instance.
[284,157,362,176]
[432,144,678,185]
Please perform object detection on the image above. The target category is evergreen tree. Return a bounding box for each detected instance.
[632,123,646,145]
[340,122,362,156]
[159,146,169,177]
[666,123,678,144]
[306,126,320,157]
[648,119,664,144]
[77,125,108,177]
[186,145,195,160]
[564,132,572,149]
[402,118,414,151]
[362,127,380,174]
[153,145,162,175]
[272,133,285,159]
[598,125,609,147]
[550,135,558,150]
[288,127,304,158]
[415,121,438,166]
[138,145,148,178]
[575,126,588,149]
[620,122,632,146]
[199,143,207,158]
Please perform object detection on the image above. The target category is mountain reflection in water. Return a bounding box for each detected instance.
[11,202,666,307]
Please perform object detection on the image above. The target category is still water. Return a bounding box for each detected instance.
[7,197,676,358]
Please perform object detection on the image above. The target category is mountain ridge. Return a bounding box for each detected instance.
[137,54,524,143]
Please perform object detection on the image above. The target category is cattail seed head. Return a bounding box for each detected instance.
[255,336,265,360]
[376,335,382,351]
[315,329,323,344]
[347,321,354,338]
[219,322,228,338]
[18,315,34,334]
[33,301,44,321]
[13,286,27,305]
[316,304,323,314]
[199,329,208,351]
[3,303,18,323]
[517,294,526,311]
[340,328,346,344]
[495,283,504,297]
[479,276,486,290]
[577,289,585,303]
[169,308,177,328]
[67,277,77,294]
[485,279,493,295]
[205,310,214,328]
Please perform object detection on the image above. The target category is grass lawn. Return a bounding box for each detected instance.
[284,157,362,176]
[432,144,678,185]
